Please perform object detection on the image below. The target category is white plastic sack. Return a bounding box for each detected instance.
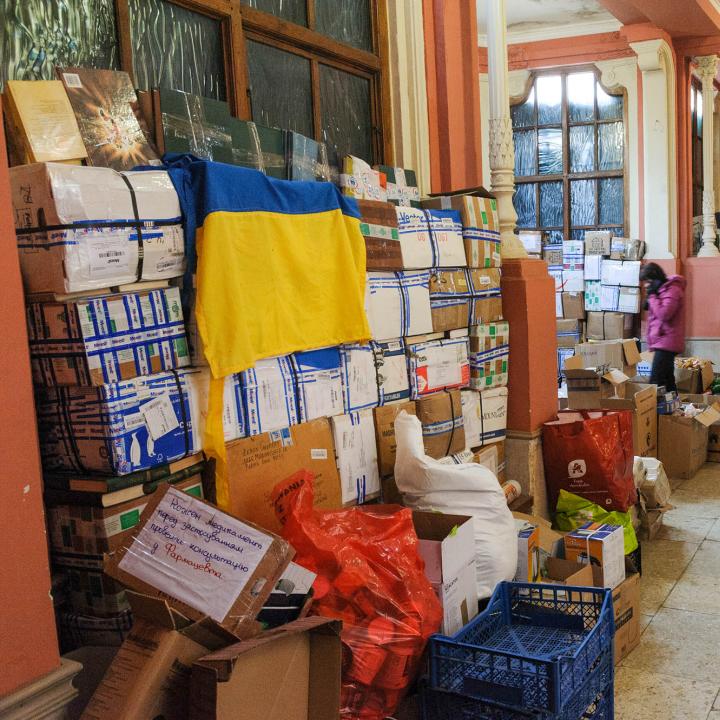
[394,411,517,599]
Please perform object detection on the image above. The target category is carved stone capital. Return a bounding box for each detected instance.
[695,55,719,86]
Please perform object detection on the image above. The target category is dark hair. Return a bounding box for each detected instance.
[639,262,667,284]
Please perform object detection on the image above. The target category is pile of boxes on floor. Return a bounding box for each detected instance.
[521,229,645,382]
[6,68,524,719]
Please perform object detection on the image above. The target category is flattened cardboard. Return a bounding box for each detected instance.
[189,617,342,720]
[104,484,293,637]
[225,418,341,533]
[373,401,417,477]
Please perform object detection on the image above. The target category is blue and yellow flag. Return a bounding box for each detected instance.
[167,157,370,507]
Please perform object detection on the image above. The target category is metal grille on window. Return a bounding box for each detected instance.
[128,0,226,101]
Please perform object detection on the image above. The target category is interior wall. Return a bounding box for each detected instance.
[0,109,60,695]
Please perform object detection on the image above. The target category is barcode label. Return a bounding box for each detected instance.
[87,234,131,280]
[63,73,82,88]
[98,250,124,259]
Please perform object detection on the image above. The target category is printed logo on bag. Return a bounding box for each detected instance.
[568,459,587,478]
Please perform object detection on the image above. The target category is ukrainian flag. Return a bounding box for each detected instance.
[168,158,370,507]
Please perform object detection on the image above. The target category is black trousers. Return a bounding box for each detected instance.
[650,349,677,392]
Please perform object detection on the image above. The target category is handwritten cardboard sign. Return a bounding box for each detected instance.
[106,484,293,634]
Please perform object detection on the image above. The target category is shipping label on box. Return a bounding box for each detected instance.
[460,387,508,448]
[11,163,185,295]
[226,418,341,533]
[469,321,509,390]
[372,339,410,404]
[241,356,298,436]
[36,368,244,474]
[356,199,402,271]
[291,347,344,422]
[423,194,501,268]
[374,400,416,477]
[564,522,625,589]
[330,409,381,504]
[407,336,469,398]
[339,344,380,413]
[416,389,465,459]
[28,286,190,386]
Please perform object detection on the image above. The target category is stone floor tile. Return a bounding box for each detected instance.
[684,540,720,578]
[664,574,720,615]
[640,539,699,580]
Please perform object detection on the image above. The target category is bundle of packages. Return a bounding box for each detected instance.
[11,163,185,295]
[276,473,442,720]
[394,411,517,598]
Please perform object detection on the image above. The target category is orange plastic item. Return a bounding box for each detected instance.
[274,471,442,719]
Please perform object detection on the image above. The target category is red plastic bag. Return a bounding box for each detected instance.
[542,410,636,512]
[273,471,442,720]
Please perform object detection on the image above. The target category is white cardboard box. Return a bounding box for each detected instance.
[563,270,585,293]
[365,271,433,341]
[396,207,466,268]
[584,255,602,281]
[372,339,410,404]
[600,284,620,311]
[407,336,470,398]
[330,409,380,504]
[339,344,380,413]
[240,357,298,435]
[291,348,344,422]
[461,387,508,448]
[618,286,641,313]
[601,260,641,287]
[413,512,478,635]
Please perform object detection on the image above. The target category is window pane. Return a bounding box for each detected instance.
[0,0,118,87]
[540,182,563,227]
[599,178,624,225]
[571,179,596,226]
[537,75,561,125]
[320,64,372,163]
[247,41,313,136]
[514,130,537,176]
[538,128,562,175]
[316,0,371,51]
[130,0,226,101]
[597,84,622,121]
[570,125,594,172]
[697,91,704,138]
[568,72,595,123]
[511,88,536,128]
[240,0,307,25]
[546,230,564,244]
[599,122,624,170]
[514,183,537,228]
[570,229,585,241]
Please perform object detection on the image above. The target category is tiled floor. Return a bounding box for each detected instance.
[615,463,720,719]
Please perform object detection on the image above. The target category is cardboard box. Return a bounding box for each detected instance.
[330,409,381,504]
[543,557,594,586]
[430,297,471,332]
[512,512,564,577]
[658,408,720,479]
[557,319,582,348]
[585,231,612,256]
[225,418,342,532]
[36,368,245,474]
[422,193,501,268]
[518,230,542,256]
[357,199,402,270]
[374,401,417,477]
[636,456,671,507]
[564,358,628,410]
[406,336,469,398]
[241,356,299,435]
[475,441,503,480]
[574,339,641,376]
[372,339,410,403]
[395,206,465,268]
[584,255,602,281]
[53,557,129,615]
[416,389,465,459]
[543,244,563,265]
[618,287,641,313]
[365,271,433,340]
[11,163,185,295]
[584,280,602,311]
[460,387,508,447]
[189,617,341,720]
[600,285,620,311]
[515,524,540,582]
[562,240,584,270]
[339,344,380,413]
[376,164,421,207]
[601,259,641,287]
[27,286,190,386]
[561,292,585,320]
[612,570,641,664]
[564,522,625,589]
[602,382,658,457]
[467,268,503,325]
[291,348,344,422]
[341,155,387,200]
[469,321,509,390]
[104,485,293,636]
[413,512,478,635]
[586,312,634,341]
[675,359,715,394]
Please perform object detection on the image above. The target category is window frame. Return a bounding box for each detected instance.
[113,0,393,164]
[511,65,629,241]
[690,76,703,218]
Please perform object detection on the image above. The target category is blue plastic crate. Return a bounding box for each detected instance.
[421,680,614,720]
[429,582,614,714]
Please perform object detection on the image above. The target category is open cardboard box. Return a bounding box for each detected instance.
[658,403,720,479]
[189,617,342,720]
[564,354,629,410]
[512,511,564,578]
[574,339,641,376]
[602,382,658,457]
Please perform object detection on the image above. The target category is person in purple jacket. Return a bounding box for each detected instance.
[640,262,686,392]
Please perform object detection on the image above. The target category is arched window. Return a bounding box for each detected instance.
[511,68,626,243]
